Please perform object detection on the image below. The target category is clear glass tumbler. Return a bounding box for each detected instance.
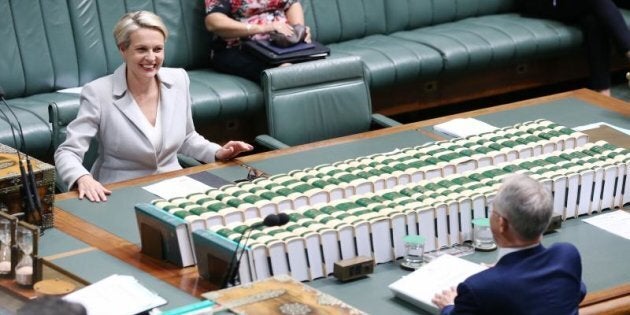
[400,235,425,270]
[472,218,496,251]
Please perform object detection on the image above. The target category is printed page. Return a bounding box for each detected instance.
[64,274,166,315]
[143,176,214,199]
[433,118,498,138]
[583,210,630,240]
[389,255,487,313]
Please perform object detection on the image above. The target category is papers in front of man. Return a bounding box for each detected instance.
[389,254,487,314]
[582,210,630,240]
[63,274,166,315]
[433,118,498,138]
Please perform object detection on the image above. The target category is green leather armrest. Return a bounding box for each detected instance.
[372,113,402,128]
[178,154,202,168]
[255,134,290,150]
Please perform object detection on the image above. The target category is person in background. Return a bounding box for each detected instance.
[519,0,630,96]
[432,173,586,315]
[204,0,311,82]
[55,11,252,202]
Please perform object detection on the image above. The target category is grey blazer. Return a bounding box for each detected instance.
[55,64,221,189]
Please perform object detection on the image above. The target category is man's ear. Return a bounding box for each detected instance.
[498,216,509,233]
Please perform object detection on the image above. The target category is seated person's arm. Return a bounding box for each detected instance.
[54,85,111,202]
[204,12,293,39]
[285,2,311,42]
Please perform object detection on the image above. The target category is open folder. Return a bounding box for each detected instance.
[389,255,487,314]
[63,274,166,315]
[243,40,330,65]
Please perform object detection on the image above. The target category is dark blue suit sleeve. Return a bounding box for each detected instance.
[440,283,480,315]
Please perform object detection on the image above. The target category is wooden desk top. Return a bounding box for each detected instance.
[7,89,627,312]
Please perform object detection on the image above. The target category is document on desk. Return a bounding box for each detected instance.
[143,176,213,200]
[433,118,498,138]
[389,254,487,314]
[63,274,166,315]
[582,210,630,240]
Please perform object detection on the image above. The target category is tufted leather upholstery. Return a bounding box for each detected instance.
[255,57,400,149]
[0,0,628,159]
[0,0,264,159]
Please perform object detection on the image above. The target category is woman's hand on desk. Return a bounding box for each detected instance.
[76,175,112,202]
[215,141,253,161]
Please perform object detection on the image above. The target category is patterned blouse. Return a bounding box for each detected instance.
[205,0,300,48]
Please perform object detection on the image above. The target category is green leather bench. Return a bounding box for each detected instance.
[1,0,628,161]
[0,0,263,161]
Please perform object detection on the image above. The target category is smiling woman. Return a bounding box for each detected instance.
[54,11,253,203]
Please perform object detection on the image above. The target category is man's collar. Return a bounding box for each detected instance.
[497,242,541,260]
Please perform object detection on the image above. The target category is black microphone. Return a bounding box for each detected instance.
[222,213,289,288]
[0,86,41,224]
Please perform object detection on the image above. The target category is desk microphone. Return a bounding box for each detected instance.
[222,213,290,288]
[0,86,41,224]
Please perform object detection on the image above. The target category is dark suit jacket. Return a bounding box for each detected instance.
[441,243,586,315]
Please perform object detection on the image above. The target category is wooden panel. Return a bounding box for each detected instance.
[372,54,627,117]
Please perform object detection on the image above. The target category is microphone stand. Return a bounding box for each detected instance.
[0,89,41,225]
[221,225,257,289]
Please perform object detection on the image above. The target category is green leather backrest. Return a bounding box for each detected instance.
[262,57,372,146]
[384,0,515,32]
[385,0,515,32]
[301,0,516,43]
[0,0,211,98]
[0,0,78,99]
[68,0,211,85]
[301,0,388,45]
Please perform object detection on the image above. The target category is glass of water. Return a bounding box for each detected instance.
[400,235,425,270]
[472,218,496,251]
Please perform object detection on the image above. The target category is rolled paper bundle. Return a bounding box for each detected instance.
[369,205,400,217]
[395,187,418,198]
[285,223,311,237]
[220,184,243,195]
[303,208,328,222]
[317,216,343,229]
[352,196,380,208]
[184,205,210,216]
[151,199,176,210]
[199,200,231,213]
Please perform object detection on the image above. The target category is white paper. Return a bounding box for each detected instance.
[57,87,83,94]
[573,122,630,136]
[389,254,487,313]
[143,176,213,199]
[582,210,630,240]
[64,274,166,315]
[433,118,498,138]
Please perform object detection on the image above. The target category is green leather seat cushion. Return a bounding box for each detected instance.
[327,35,443,88]
[391,13,582,73]
[187,70,264,121]
[0,94,77,159]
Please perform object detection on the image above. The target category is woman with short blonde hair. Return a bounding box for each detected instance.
[55,10,252,202]
[113,10,169,49]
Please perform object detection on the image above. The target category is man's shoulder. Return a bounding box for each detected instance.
[547,242,580,257]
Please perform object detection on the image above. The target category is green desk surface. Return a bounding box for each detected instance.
[55,131,432,246]
[54,167,246,244]
[49,96,628,312]
[427,98,629,138]
[250,130,434,174]
[39,228,91,257]
[310,210,630,314]
[51,250,199,309]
